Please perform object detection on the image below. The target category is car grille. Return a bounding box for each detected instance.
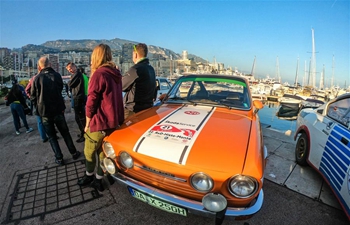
[135,164,187,182]
[125,164,204,201]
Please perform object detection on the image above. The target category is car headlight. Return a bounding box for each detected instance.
[228,175,258,198]
[119,151,134,169]
[103,157,117,174]
[103,142,116,159]
[202,193,227,212]
[190,172,213,192]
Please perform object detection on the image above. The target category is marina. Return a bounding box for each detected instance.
[258,101,298,132]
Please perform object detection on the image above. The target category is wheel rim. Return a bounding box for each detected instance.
[297,138,306,159]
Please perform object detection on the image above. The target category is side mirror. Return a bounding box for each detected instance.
[253,100,264,114]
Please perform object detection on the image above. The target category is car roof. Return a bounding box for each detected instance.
[178,74,248,83]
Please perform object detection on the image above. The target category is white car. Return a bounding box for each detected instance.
[122,77,172,102]
[294,93,350,220]
[155,77,172,98]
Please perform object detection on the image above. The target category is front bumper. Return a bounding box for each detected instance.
[110,172,264,220]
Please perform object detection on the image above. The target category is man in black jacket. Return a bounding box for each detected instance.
[31,56,81,165]
[66,62,86,142]
[122,43,156,119]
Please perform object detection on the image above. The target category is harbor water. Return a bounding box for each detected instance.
[258,101,297,132]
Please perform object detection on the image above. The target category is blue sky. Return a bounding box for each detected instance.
[1,0,349,87]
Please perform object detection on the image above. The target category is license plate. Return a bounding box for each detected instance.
[128,187,187,216]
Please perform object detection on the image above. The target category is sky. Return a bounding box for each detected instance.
[1,0,349,88]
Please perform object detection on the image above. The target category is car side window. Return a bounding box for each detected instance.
[327,98,350,128]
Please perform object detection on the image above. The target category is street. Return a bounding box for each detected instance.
[0,102,348,225]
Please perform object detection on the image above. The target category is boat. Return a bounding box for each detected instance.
[266,95,279,102]
[276,94,325,120]
[279,94,304,107]
[300,98,324,109]
[252,93,267,104]
[276,94,304,120]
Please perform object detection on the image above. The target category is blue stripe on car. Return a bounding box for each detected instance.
[326,137,349,170]
[319,159,342,190]
[319,124,350,217]
[320,125,350,193]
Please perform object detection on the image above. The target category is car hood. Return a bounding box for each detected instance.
[109,104,253,172]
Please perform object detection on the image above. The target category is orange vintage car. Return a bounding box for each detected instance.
[102,74,267,224]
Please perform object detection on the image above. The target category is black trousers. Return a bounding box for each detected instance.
[42,113,77,160]
[73,98,86,136]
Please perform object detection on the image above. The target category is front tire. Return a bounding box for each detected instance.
[295,133,309,166]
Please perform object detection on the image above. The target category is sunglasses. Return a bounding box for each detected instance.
[133,45,137,52]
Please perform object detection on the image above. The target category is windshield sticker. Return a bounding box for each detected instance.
[134,105,215,165]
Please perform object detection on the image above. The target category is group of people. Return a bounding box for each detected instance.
[10,43,156,192]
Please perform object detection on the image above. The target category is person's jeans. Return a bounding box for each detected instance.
[10,103,29,131]
[42,113,77,160]
[36,116,48,141]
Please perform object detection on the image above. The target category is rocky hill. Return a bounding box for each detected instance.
[29,38,206,62]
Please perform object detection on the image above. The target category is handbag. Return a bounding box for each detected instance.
[24,107,31,115]
[21,101,31,115]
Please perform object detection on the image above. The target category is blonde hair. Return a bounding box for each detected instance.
[90,44,116,78]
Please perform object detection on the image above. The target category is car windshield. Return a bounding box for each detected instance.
[166,76,251,110]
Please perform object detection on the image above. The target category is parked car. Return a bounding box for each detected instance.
[122,77,172,103]
[294,93,350,220]
[155,76,172,99]
[102,74,266,224]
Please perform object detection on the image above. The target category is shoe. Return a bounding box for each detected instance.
[26,128,34,133]
[90,178,105,192]
[72,151,81,160]
[55,158,64,166]
[16,131,20,135]
[78,174,94,186]
[43,138,49,143]
[107,174,115,185]
[76,136,85,143]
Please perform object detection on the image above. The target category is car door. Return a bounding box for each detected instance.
[309,96,350,218]
[306,107,334,169]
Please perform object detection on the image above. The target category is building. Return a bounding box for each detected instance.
[45,54,59,73]
[0,48,10,65]
[122,43,134,64]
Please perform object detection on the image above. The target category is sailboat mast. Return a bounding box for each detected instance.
[276,56,280,83]
[310,28,317,88]
[251,56,256,78]
[307,58,311,86]
[303,60,307,87]
[331,55,335,88]
[319,64,325,90]
[294,57,299,87]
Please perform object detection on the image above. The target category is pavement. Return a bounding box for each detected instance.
[261,126,342,210]
[0,100,348,225]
